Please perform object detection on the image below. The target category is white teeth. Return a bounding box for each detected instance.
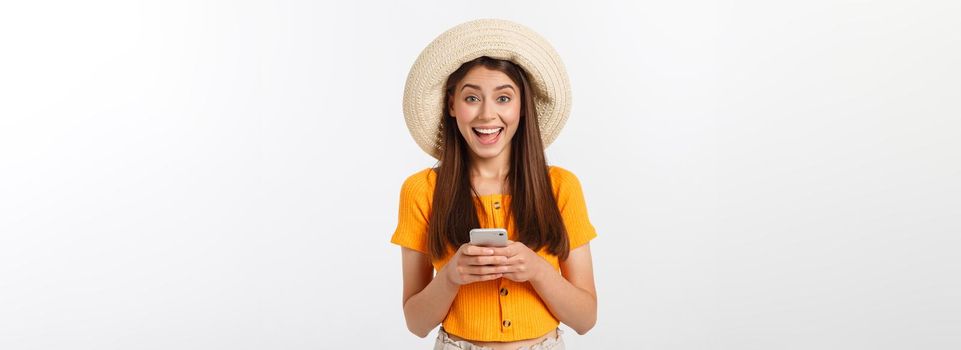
[473,127,502,134]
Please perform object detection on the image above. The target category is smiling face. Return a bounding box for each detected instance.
[447,66,522,161]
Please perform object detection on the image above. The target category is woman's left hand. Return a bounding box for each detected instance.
[492,240,553,283]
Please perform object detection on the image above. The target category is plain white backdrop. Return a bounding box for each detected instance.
[1,0,959,349]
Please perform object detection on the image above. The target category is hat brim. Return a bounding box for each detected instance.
[403,19,572,159]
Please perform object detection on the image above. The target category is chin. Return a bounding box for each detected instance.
[471,151,501,159]
[469,146,507,160]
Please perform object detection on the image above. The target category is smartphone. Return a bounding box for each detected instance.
[469,228,508,247]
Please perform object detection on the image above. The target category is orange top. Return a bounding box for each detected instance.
[391,166,597,341]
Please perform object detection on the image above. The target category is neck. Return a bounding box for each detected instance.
[469,147,511,180]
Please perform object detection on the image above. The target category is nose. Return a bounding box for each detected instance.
[479,99,498,120]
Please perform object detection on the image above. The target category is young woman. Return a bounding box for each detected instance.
[392,19,598,350]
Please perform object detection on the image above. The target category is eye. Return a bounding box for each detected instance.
[497,96,511,103]
[464,96,480,102]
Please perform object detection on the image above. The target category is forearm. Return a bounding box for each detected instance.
[402,267,459,337]
[530,267,597,334]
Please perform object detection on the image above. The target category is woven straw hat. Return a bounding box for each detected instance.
[403,18,572,159]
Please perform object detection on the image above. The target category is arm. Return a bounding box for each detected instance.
[400,247,458,338]
[530,243,597,335]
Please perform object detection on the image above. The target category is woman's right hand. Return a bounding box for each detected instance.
[444,243,509,286]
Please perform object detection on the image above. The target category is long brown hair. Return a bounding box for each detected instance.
[426,56,570,262]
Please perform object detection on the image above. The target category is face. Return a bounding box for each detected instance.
[448,66,522,161]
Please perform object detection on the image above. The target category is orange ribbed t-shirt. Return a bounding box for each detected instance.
[391,165,597,342]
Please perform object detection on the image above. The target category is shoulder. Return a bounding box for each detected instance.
[548,165,578,179]
[548,165,583,190]
[400,167,437,197]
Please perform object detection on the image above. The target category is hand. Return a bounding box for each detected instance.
[443,243,510,286]
[491,240,552,283]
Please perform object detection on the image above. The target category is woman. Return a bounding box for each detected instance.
[392,19,597,350]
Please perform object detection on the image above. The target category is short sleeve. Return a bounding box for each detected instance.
[551,167,598,249]
[390,170,434,255]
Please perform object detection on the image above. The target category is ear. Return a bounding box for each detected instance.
[448,97,455,117]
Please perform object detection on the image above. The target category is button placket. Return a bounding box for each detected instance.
[498,278,512,332]
[496,195,505,228]
[484,196,494,227]
[491,195,498,227]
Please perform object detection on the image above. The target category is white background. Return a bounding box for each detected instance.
[1,0,959,349]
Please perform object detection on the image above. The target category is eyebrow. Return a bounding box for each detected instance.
[460,84,516,93]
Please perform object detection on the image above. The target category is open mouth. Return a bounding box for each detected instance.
[472,127,503,145]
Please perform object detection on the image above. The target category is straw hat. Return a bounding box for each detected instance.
[402,19,572,159]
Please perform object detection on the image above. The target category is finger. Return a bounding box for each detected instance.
[502,260,527,273]
[481,273,503,281]
[490,245,516,257]
[502,272,526,282]
[465,273,503,283]
[463,245,496,256]
[462,265,511,275]
[504,255,527,266]
[468,255,509,266]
